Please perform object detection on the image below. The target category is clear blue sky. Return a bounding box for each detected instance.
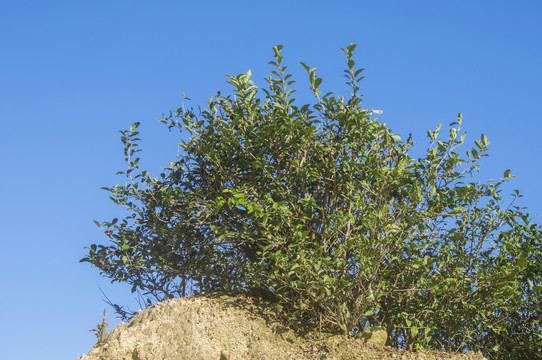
[1,1,541,358]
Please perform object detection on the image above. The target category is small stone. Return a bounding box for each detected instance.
[359,326,388,347]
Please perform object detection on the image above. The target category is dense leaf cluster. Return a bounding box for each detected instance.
[82,45,542,359]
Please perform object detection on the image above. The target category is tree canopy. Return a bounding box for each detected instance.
[82,44,542,359]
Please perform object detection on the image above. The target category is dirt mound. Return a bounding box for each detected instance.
[77,295,486,360]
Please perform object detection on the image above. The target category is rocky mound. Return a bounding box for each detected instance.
[77,295,486,360]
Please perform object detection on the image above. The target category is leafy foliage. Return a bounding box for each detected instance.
[82,44,542,359]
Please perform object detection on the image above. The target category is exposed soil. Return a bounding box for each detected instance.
[77,294,486,360]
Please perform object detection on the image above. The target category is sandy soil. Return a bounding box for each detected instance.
[77,294,486,360]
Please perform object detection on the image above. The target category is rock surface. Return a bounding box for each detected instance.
[78,295,486,360]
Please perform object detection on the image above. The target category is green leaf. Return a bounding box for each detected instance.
[314,78,323,89]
